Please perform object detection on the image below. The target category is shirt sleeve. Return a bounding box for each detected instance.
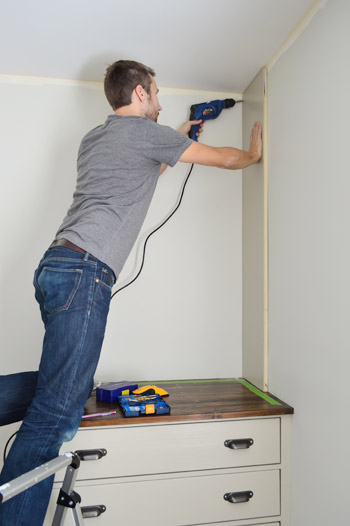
[145,121,193,167]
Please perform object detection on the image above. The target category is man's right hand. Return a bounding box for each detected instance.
[178,120,204,139]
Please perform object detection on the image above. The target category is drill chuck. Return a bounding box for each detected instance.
[224,98,235,108]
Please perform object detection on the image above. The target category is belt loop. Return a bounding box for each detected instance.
[83,252,90,261]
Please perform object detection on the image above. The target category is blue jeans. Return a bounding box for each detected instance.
[0,247,115,525]
[0,372,39,426]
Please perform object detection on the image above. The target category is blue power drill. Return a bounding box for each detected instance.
[189,98,240,141]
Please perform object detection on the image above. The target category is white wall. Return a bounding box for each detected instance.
[267,0,350,524]
[0,77,243,382]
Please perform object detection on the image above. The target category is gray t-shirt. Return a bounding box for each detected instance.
[55,115,192,277]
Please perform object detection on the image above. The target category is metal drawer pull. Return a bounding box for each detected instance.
[75,448,107,461]
[82,505,107,518]
[224,491,253,503]
[224,438,254,449]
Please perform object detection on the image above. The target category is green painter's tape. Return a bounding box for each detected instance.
[237,379,282,406]
[138,379,238,385]
[137,379,282,406]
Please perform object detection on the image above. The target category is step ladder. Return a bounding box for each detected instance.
[0,449,107,525]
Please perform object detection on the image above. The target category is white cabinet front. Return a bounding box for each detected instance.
[57,418,280,481]
[47,469,280,526]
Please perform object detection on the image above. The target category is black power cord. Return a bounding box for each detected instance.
[111,163,194,299]
[1,165,194,462]
[3,431,18,463]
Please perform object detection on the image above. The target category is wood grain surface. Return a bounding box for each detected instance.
[80,379,293,428]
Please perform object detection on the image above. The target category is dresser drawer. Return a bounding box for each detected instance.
[47,469,280,526]
[58,418,280,480]
[208,523,279,526]
[204,523,279,526]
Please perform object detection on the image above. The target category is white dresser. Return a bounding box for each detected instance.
[45,379,293,526]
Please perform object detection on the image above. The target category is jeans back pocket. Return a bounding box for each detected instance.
[37,267,83,314]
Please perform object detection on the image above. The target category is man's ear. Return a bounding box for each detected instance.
[134,84,145,103]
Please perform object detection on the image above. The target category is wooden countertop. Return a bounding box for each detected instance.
[80,379,293,428]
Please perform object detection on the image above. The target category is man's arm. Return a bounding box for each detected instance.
[179,121,262,170]
[159,163,168,175]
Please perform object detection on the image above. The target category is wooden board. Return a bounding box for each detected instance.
[80,379,293,428]
[242,68,268,390]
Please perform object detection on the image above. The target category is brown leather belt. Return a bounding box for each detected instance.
[50,238,86,255]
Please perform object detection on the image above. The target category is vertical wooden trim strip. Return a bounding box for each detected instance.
[263,68,269,392]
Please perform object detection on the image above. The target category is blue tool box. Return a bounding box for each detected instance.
[118,394,171,418]
[96,382,139,403]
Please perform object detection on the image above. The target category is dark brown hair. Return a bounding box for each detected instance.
[104,60,155,110]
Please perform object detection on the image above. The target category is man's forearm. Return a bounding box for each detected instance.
[159,163,168,175]
[179,121,262,170]
[179,142,261,170]
[215,146,261,169]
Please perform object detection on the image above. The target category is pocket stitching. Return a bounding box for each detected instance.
[39,267,83,314]
[97,279,114,292]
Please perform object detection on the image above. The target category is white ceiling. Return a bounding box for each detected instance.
[1,0,316,92]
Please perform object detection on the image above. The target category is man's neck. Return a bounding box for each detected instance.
[114,104,142,117]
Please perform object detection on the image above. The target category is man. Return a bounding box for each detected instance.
[0,60,262,525]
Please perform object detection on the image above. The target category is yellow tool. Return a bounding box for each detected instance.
[132,385,169,397]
